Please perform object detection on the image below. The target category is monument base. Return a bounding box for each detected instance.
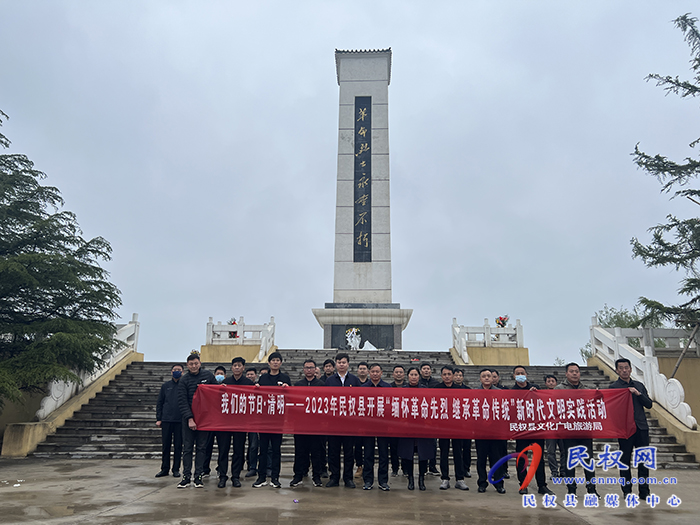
[464,346,530,367]
[312,304,412,350]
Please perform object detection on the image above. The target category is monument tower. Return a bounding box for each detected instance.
[312,48,412,350]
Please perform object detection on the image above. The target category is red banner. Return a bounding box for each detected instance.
[192,385,636,440]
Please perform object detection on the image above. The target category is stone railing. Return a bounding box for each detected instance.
[35,313,140,420]
[452,318,524,364]
[590,317,697,430]
[205,316,276,361]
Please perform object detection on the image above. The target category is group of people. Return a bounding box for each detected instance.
[156,351,653,500]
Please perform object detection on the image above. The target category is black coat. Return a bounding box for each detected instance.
[156,379,182,422]
[177,368,216,420]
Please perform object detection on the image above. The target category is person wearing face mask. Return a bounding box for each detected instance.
[510,366,554,496]
[155,363,185,478]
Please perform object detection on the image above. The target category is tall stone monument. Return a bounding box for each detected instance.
[312,48,412,350]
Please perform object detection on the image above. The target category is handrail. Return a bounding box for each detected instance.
[35,313,140,420]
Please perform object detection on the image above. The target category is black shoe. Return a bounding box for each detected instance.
[363,482,373,490]
[326,479,339,487]
[465,470,471,478]
[496,487,506,494]
[202,471,211,478]
[290,476,304,487]
[428,466,440,476]
[155,471,169,478]
[478,486,487,493]
[177,478,191,488]
[252,478,268,488]
[503,472,510,479]
[418,474,426,491]
[217,478,227,488]
[270,479,281,488]
[312,478,323,487]
[232,478,241,488]
[194,477,204,488]
[587,487,601,499]
[538,486,555,495]
[378,483,390,491]
[519,488,528,495]
[321,471,329,479]
[407,476,415,490]
[391,470,399,477]
[345,480,356,489]
[172,471,180,478]
[245,470,257,478]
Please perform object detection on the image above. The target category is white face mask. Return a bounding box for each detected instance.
[215,374,225,383]
[515,375,527,383]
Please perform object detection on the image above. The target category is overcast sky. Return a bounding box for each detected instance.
[1,1,698,365]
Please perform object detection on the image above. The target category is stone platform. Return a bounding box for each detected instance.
[0,456,697,524]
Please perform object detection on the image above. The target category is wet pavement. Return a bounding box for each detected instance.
[0,457,696,524]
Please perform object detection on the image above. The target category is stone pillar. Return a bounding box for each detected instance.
[312,49,412,350]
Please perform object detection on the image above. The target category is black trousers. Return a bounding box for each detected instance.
[354,436,364,469]
[213,431,246,480]
[462,438,472,473]
[363,436,389,486]
[182,421,210,479]
[619,429,650,496]
[439,438,464,481]
[258,433,282,481]
[160,421,182,473]
[389,437,400,473]
[561,438,596,491]
[515,439,547,489]
[328,435,354,482]
[402,458,428,476]
[293,434,324,479]
[475,439,504,489]
[246,432,259,472]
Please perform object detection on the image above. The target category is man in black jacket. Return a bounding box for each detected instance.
[177,352,215,488]
[155,363,184,478]
[436,366,469,491]
[510,366,554,495]
[253,351,291,489]
[290,359,325,488]
[217,357,255,488]
[325,352,361,488]
[610,357,654,500]
[361,363,392,491]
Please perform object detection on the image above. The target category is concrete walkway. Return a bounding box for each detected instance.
[0,457,696,525]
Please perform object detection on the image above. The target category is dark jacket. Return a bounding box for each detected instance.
[555,378,593,390]
[435,382,461,389]
[223,375,255,386]
[178,368,216,420]
[510,381,539,391]
[325,372,362,387]
[258,371,291,386]
[362,379,392,388]
[294,377,324,387]
[156,379,182,422]
[390,381,406,388]
[419,376,440,388]
[609,377,653,431]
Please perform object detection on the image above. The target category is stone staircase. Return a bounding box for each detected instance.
[32,350,698,469]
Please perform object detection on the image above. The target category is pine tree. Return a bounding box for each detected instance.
[632,14,700,331]
[0,110,121,411]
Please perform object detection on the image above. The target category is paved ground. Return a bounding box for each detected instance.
[0,457,696,525]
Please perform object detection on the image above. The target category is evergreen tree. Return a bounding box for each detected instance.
[632,14,700,331]
[0,110,121,411]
